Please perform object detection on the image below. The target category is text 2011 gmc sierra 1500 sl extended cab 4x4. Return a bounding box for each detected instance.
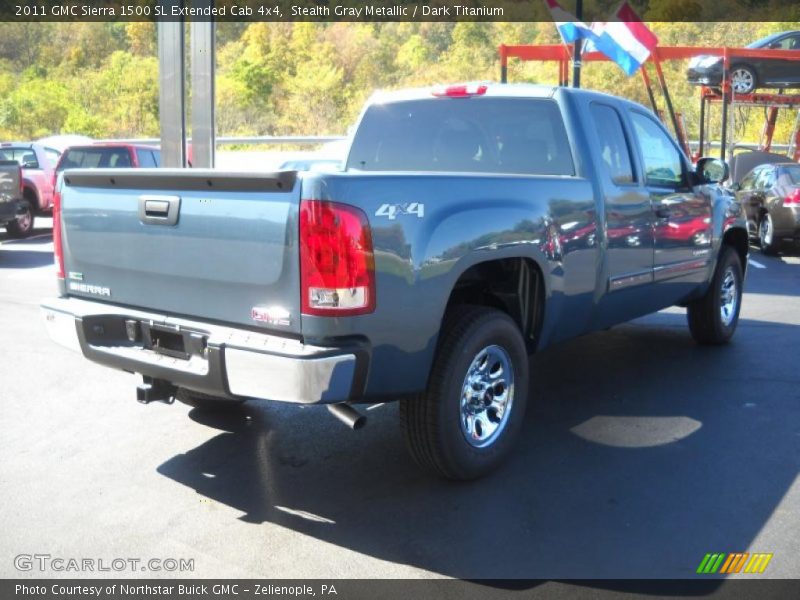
[42,84,748,479]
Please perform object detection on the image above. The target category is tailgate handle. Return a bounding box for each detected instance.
[138,195,180,226]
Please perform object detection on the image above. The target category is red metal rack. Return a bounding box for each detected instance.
[499,43,800,162]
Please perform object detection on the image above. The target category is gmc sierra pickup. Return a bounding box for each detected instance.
[42,84,748,479]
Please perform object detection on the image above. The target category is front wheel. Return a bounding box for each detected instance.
[687,246,743,345]
[400,305,529,480]
[5,200,34,238]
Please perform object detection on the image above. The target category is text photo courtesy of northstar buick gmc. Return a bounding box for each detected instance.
[41,84,748,480]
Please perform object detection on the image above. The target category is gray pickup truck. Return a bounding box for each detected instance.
[42,84,748,479]
[0,160,23,234]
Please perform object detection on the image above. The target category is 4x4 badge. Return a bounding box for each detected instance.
[375,203,425,220]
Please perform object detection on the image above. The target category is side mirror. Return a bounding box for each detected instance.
[696,157,729,184]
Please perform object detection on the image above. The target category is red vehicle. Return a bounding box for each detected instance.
[0,142,61,238]
[55,143,161,174]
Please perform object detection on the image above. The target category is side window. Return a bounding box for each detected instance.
[630,112,685,188]
[590,104,635,185]
[152,150,161,167]
[754,167,772,190]
[136,149,156,168]
[762,168,777,189]
[740,168,759,190]
[44,148,61,166]
[770,35,800,50]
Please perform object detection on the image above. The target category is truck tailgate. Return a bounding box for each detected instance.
[59,169,302,334]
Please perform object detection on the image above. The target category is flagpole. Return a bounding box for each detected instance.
[572,0,583,88]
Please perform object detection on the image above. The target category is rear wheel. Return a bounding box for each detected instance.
[176,388,245,412]
[759,212,780,255]
[5,199,34,238]
[687,246,743,345]
[400,305,529,480]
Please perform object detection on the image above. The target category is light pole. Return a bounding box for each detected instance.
[572,0,583,88]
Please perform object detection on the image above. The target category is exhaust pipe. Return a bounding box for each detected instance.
[327,403,367,430]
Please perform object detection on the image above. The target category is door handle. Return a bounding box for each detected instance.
[144,200,170,217]
[138,195,181,226]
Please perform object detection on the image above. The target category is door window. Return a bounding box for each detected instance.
[630,112,685,188]
[769,35,800,50]
[591,104,635,185]
[740,167,760,191]
[755,167,775,190]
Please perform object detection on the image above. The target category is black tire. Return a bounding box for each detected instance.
[758,212,780,255]
[729,64,757,94]
[5,199,34,238]
[687,246,743,345]
[400,305,529,480]
[176,388,245,412]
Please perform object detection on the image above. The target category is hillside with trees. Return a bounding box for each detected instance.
[0,20,798,145]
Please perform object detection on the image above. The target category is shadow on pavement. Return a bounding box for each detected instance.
[0,230,54,269]
[0,247,53,269]
[0,249,54,269]
[0,230,53,243]
[157,316,800,581]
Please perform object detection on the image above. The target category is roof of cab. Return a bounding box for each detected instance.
[369,83,558,104]
[366,82,648,112]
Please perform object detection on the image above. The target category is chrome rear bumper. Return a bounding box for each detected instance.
[41,297,366,404]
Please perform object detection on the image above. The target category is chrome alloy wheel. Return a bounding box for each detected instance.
[459,344,515,448]
[731,68,755,94]
[720,267,738,327]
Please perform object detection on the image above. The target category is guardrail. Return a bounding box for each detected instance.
[97,136,346,146]
[96,136,797,158]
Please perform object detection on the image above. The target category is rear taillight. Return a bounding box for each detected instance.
[53,176,64,280]
[299,200,375,316]
[783,188,800,207]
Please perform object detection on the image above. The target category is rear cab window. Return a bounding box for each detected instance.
[347,97,575,176]
[0,147,39,169]
[59,147,133,171]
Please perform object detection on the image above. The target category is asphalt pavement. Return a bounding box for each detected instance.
[1,218,799,583]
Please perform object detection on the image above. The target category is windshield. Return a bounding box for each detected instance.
[347,97,575,176]
[58,147,132,170]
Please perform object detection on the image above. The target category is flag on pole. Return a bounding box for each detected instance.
[586,1,659,75]
[544,0,594,44]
